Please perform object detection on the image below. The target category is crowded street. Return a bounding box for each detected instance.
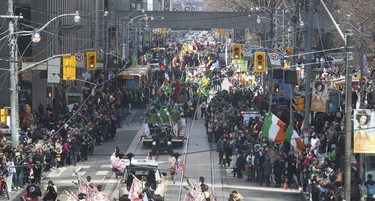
[1,0,375,201]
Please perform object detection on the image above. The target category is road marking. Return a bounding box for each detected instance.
[100,164,111,168]
[46,167,67,178]
[95,171,109,176]
[72,171,86,176]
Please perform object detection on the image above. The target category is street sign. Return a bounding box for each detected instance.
[251,48,268,54]
[242,44,252,57]
[269,53,281,66]
[75,53,84,67]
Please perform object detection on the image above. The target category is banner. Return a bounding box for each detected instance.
[353,109,375,153]
[232,60,248,72]
[310,81,328,113]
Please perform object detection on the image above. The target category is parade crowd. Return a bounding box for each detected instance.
[0,72,152,200]
[204,66,375,201]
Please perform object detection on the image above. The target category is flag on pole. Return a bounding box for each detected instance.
[261,112,286,144]
[285,124,304,151]
[128,175,143,200]
[164,72,170,84]
[143,192,149,201]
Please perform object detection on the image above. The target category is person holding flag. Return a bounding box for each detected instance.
[138,182,156,201]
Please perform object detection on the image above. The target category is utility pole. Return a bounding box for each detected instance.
[359,25,364,106]
[289,0,299,126]
[344,29,354,201]
[94,0,99,51]
[303,0,314,144]
[3,0,20,147]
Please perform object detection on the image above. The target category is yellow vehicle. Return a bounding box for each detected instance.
[117,65,151,90]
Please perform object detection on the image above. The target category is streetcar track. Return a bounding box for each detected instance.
[107,124,143,199]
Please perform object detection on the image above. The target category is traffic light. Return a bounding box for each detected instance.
[62,56,76,80]
[47,87,53,98]
[231,44,242,60]
[285,46,292,55]
[274,83,280,93]
[86,52,97,70]
[292,97,305,111]
[283,59,290,68]
[253,52,267,73]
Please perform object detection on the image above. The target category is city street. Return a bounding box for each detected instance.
[7,82,304,200]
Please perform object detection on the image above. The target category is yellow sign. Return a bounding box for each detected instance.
[0,108,8,124]
[63,56,76,80]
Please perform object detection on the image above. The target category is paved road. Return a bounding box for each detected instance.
[7,80,304,200]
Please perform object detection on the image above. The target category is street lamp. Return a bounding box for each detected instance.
[126,14,150,63]
[31,29,41,43]
[120,9,145,60]
[3,6,80,147]
[341,12,375,106]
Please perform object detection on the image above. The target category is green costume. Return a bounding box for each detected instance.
[170,108,181,123]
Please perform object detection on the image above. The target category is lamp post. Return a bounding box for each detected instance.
[2,0,80,147]
[126,14,150,64]
[120,9,145,61]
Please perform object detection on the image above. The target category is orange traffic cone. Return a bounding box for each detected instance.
[283,183,288,190]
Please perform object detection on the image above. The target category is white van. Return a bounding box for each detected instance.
[118,159,167,200]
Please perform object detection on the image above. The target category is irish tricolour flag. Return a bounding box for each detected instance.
[285,124,304,151]
[261,112,286,144]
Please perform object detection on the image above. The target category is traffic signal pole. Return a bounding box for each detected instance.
[289,0,299,127]
[303,0,314,144]
[7,0,20,147]
[344,29,354,201]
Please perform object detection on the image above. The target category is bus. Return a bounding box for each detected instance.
[117,65,151,90]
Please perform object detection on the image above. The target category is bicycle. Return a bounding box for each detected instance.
[0,176,9,200]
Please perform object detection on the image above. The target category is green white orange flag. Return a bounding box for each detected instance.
[285,124,304,151]
[261,112,286,144]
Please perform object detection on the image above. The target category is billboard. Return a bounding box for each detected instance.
[310,81,328,113]
[353,109,375,153]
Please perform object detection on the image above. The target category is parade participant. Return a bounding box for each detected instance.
[87,175,95,189]
[139,182,156,201]
[146,151,156,161]
[43,180,57,201]
[228,190,244,201]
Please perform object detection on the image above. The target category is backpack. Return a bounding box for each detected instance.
[368,183,375,196]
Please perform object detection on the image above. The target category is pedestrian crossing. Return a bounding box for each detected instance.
[44,164,112,178]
